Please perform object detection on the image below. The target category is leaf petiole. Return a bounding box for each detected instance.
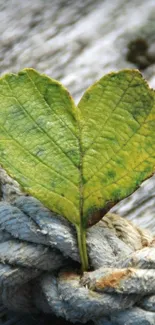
[76,225,89,271]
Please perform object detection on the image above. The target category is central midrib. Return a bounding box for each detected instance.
[78,122,84,226]
[77,121,89,270]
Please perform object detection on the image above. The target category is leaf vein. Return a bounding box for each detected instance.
[85,103,154,194]
[0,152,78,213]
[83,74,136,155]
[5,78,79,170]
[0,123,78,190]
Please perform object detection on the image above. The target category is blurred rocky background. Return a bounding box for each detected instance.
[0,0,155,324]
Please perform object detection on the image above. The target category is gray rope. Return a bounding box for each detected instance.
[0,195,155,325]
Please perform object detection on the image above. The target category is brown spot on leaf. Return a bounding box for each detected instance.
[87,201,116,227]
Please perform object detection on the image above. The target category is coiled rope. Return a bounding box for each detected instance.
[0,193,155,325]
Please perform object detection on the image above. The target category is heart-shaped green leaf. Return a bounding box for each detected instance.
[0,69,154,270]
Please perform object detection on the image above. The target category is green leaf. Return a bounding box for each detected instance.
[78,71,155,226]
[0,69,154,270]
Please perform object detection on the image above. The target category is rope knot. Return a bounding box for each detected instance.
[0,195,155,324]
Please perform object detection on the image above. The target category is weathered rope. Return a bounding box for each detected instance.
[0,195,155,325]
